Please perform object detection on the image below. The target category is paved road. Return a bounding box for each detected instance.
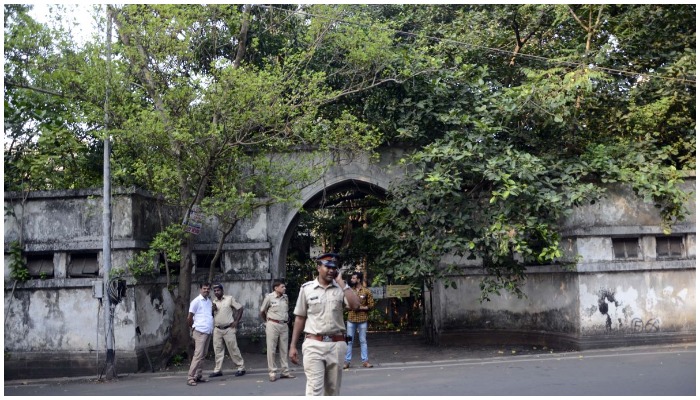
[5,344,695,396]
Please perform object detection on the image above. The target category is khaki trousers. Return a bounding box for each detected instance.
[301,339,347,396]
[265,321,290,377]
[212,327,245,372]
[188,330,211,380]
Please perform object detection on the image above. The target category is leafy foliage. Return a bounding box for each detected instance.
[7,241,29,283]
[365,5,695,301]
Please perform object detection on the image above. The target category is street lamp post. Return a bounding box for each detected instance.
[101,5,117,380]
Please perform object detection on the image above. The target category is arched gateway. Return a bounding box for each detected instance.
[268,147,405,280]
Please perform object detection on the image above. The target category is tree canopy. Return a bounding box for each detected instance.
[361,5,695,299]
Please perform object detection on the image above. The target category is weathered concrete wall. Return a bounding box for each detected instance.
[3,187,164,253]
[4,162,695,379]
[578,270,695,335]
[438,270,580,334]
[434,175,696,349]
[133,283,176,349]
[3,279,140,379]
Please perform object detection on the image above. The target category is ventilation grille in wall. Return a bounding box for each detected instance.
[656,236,684,259]
[26,254,54,278]
[612,238,640,260]
[195,253,222,280]
[68,253,99,278]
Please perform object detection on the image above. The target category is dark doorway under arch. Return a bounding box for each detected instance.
[277,178,423,332]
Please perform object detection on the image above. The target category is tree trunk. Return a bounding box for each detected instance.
[208,220,238,283]
[158,234,195,368]
[233,4,251,69]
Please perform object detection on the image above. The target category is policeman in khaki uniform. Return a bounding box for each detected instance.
[289,253,360,396]
[259,279,295,382]
[209,283,246,377]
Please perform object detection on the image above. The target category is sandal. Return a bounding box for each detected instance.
[195,376,209,383]
[187,379,197,386]
[362,361,373,368]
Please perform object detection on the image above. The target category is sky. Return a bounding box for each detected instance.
[27,3,101,46]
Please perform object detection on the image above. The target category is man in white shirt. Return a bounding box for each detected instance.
[186,282,214,386]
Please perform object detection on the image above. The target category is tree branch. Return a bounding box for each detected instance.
[233,4,251,69]
[5,80,66,98]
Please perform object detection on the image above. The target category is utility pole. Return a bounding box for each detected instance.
[101,4,117,380]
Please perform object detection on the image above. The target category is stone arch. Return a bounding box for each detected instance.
[268,147,407,279]
[272,175,388,279]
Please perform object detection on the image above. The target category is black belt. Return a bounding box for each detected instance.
[305,333,346,342]
[267,318,287,324]
[216,324,232,329]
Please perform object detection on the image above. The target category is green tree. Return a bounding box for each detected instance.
[4,4,409,364]
[365,4,694,303]
[4,4,105,192]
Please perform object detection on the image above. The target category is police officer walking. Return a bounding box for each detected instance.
[289,253,360,396]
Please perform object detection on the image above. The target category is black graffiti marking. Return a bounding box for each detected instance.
[631,318,643,333]
[645,318,660,333]
[630,318,660,333]
[597,289,621,332]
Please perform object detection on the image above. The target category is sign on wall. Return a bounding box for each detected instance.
[386,285,411,298]
[369,286,385,300]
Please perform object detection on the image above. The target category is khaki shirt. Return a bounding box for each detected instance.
[293,279,346,335]
[260,292,289,322]
[213,294,243,326]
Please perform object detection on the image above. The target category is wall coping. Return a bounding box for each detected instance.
[4,186,158,201]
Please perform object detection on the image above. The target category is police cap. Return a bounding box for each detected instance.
[315,253,339,268]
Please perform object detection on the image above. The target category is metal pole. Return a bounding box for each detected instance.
[101,4,116,380]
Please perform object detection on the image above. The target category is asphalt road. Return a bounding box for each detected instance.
[4,345,695,396]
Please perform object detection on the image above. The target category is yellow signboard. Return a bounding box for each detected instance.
[386,285,411,298]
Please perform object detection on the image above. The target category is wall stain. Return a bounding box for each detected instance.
[597,289,620,331]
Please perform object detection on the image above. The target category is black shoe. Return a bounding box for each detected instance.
[209,371,223,378]
[235,370,246,377]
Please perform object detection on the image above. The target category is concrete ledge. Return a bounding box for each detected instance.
[560,223,696,237]
[576,331,696,351]
[438,328,696,352]
[439,329,580,350]
[4,186,157,200]
[22,239,150,252]
[575,260,696,272]
[448,259,695,276]
[193,242,272,251]
[4,350,138,381]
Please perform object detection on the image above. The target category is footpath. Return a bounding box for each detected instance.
[5,331,571,384]
[174,331,560,374]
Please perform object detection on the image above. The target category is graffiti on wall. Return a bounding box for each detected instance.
[585,288,663,334]
[598,289,632,332]
[586,285,690,335]
[631,317,660,333]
